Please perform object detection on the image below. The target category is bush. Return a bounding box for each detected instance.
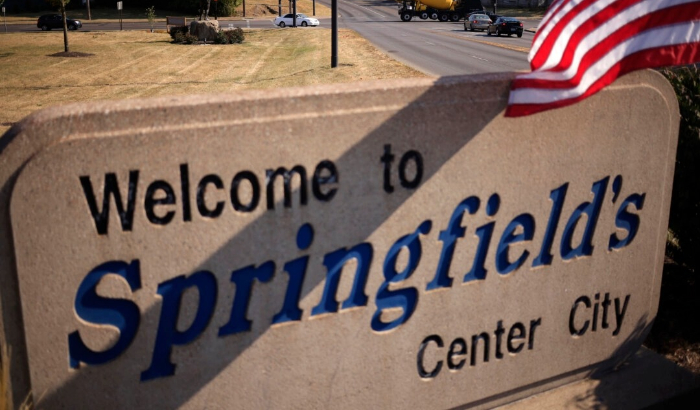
[214,30,228,44]
[184,32,199,44]
[662,66,700,270]
[173,31,199,44]
[225,27,245,44]
[212,28,245,44]
[169,25,189,41]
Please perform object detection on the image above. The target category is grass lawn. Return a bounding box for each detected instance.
[0,29,427,134]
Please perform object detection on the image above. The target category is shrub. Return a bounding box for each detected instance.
[662,66,700,270]
[225,27,245,44]
[211,28,245,45]
[184,33,199,44]
[173,31,186,43]
[214,30,228,44]
[169,25,188,41]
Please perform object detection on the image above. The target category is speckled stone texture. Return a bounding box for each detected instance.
[0,70,679,409]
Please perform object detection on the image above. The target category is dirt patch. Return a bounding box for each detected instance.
[48,51,94,58]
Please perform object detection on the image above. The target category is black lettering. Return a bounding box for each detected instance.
[417,335,443,378]
[381,144,395,193]
[145,180,176,225]
[528,318,541,349]
[180,164,191,222]
[447,338,467,370]
[569,296,591,336]
[80,171,139,235]
[196,174,225,218]
[312,160,338,202]
[230,171,260,212]
[266,166,308,210]
[494,320,505,359]
[399,150,423,189]
[470,332,490,366]
[507,323,526,354]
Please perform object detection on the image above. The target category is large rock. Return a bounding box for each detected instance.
[189,20,219,41]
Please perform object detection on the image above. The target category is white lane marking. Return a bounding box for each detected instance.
[425,41,436,45]
[471,55,489,62]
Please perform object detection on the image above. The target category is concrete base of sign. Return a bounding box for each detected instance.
[496,347,700,409]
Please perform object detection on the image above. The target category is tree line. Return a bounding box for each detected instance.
[51,0,241,17]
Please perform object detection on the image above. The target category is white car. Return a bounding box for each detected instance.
[274,13,320,28]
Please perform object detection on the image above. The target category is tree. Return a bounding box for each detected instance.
[146,6,156,32]
[47,0,71,53]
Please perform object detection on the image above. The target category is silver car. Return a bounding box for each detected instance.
[465,14,491,32]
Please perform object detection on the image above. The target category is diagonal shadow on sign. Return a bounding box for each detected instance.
[7,72,636,409]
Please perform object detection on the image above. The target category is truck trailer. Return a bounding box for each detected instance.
[397,0,484,22]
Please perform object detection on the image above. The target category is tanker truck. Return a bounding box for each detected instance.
[397,0,484,22]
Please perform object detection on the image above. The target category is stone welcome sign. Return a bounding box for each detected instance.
[0,70,679,408]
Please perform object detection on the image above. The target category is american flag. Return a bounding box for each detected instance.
[505,0,700,117]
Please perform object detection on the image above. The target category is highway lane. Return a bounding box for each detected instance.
[3,18,283,32]
[319,0,534,76]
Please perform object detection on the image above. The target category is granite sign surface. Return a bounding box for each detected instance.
[0,70,679,408]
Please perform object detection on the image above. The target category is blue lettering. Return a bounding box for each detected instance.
[532,183,568,267]
[464,194,501,283]
[372,220,431,332]
[68,260,142,369]
[496,214,535,274]
[311,243,374,316]
[219,262,275,335]
[560,177,609,260]
[141,271,218,381]
[273,224,314,324]
[427,196,479,290]
[609,193,646,250]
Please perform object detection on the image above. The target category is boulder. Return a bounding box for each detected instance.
[189,20,220,41]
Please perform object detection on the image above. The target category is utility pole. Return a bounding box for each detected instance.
[292,0,296,27]
[86,0,91,20]
[331,0,337,67]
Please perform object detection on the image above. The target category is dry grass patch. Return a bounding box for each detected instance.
[0,30,427,134]
[237,0,331,18]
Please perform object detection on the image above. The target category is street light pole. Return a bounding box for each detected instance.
[331,0,337,67]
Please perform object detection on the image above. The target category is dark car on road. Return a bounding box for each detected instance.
[487,17,523,37]
[37,14,83,31]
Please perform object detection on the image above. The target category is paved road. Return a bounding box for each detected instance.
[318,0,534,76]
[6,1,536,76]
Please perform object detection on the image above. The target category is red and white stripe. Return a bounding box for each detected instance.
[506,0,700,117]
